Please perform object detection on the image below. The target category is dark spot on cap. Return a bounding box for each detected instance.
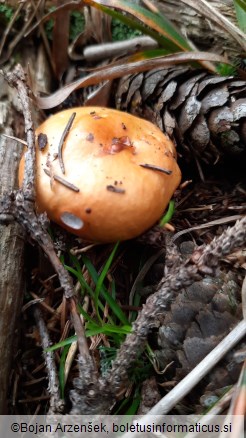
[85,208,92,214]
[121,122,127,130]
[86,133,94,142]
[106,185,125,194]
[37,133,48,150]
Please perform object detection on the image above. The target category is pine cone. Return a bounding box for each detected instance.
[115,67,246,163]
[154,240,243,393]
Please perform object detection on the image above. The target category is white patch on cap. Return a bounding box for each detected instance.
[60,212,84,230]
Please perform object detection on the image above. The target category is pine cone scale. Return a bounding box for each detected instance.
[178,95,201,135]
[200,86,229,114]
[116,67,246,162]
[170,72,207,110]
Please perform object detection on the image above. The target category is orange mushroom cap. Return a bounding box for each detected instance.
[19,107,181,242]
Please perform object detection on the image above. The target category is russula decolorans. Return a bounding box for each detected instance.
[19,107,181,242]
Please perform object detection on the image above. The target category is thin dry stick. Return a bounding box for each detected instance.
[0,65,94,386]
[172,215,243,242]
[242,274,246,320]
[82,36,158,61]
[0,133,28,146]
[2,68,36,201]
[43,168,80,192]
[204,387,235,415]
[120,320,246,438]
[139,163,172,175]
[149,319,246,415]
[64,295,89,384]
[58,112,76,174]
[34,307,64,414]
[69,297,90,360]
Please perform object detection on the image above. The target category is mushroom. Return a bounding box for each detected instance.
[19,107,181,242]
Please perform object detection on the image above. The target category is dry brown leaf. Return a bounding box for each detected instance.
[35,51,228,109]
[52,0,70,80]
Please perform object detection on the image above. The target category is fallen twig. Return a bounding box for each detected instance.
[43,168,80,192]
[103,216,246,395]
[0,64,99,412]
[34,308,64,414]
[119,320,246,438]
[57,111,76,174]
[82,36,158,62]
[148,319,246,415]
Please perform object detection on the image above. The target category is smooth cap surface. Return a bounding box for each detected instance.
[19,107,181,242]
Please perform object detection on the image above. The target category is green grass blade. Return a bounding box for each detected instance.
[65,249,129,325]
[64,265,92,294]
[234,0,246,12]
[130,288,141,324]
[159,200,175,226]
[95,242,119,316]
[46,335,77,351]
[65,256,108,321]
[86,323,131,337]
[59,345,70,399]
[108,0,192,50]
[77,302,99,325]
[234,0,246,31]
[47,323,131,352]
[87,3,178,51]
[111,279,116,300]
[114,397,129,414]
[124,395,141,415]
[129,48,170,61]
[81,254,129,325]
[85,0,193,52]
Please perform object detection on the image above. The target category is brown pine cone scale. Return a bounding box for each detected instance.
[115,67,246,164]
